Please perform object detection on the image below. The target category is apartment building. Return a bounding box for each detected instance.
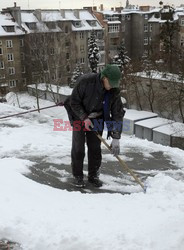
[0,11,25,96]
[94,5,184,62]
[0,4,104,94]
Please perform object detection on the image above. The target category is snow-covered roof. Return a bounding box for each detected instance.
[135,117,174,129]
[21,12,38,23]
[153,122,184,136]
[19,9,103,33]
[124,109,158,121]
[79,10,96,20]
[107,21,121,24]
[41,10,64,22]
[133,70,184,83]
[27,83,72,96]
[0,12,24,36]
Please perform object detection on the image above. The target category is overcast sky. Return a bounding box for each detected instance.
[0,0,183,10]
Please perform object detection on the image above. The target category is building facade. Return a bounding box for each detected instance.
[0,4,105,95]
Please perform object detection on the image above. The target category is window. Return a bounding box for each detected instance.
[144,14,148,19]
[0,61,4,69]
[80,45,84,52]
[125,15,131,20]
[51,73,56,80]
[9,67,15,75]
[80,58,85,64]
[87,20,96,27]
[65,26,68,33]
[66,53,70,59]
[73,21,81,28]
[21,52,25,60]
[50,48,55,55]
[26,22,36,30]
[181,18,184,26]
[0,40,2,46]
[22,66,26,73]
[144,37,148,45]
[149,24,153,32]
[23,78,26,85]
[108,24,120,33]
[9,80,16,88]
[144,24,148,32]
[6,40,13,48]
[7,53,14,61]
[20,39,24,47]
[46,22,56,29]
[65,40,69,47]
[0,74,5,79]
[66,65,70,72]
[80,32,84,39]
[181,36,184,47]
[0,48,3,55]
[3,26,15,32]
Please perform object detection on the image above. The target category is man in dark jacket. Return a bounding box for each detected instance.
[64,64,125,188]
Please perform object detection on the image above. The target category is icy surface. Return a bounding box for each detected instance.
[0,93,184,250]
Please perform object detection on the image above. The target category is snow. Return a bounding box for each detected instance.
[21,12,38,23]
[0,13,24,36]
[153,122,184,136]
[79,10,96,20]
[135,117,173,129]
[41,11,64,22]
[133,70,184,83]
[0,93,184,250]
[27,83,73,96]
[124,109,158,121]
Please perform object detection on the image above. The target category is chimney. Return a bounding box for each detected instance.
[60,9,65,18]
[100,4,103,11]
[74,9,80,19]
[111,7,114,11]
[34,9,42,22]
[14,2,17,7]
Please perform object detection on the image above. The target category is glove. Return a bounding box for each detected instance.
[111,139,120,156]
[84,118,94,131]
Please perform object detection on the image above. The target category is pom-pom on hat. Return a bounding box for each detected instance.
[101,64,121,88]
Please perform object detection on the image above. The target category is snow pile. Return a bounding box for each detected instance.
[0,93,184,250]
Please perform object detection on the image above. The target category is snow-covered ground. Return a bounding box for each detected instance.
[0,92,184,250]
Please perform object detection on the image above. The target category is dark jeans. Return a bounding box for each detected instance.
[71,128,103,178]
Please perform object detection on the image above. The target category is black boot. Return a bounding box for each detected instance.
[88,176,103,187]
[73,176,85,188]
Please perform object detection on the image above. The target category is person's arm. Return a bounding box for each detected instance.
[110,89,125,139]
[70,79,88,121]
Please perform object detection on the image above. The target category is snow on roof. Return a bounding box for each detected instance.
[133,70,184,83]
[21,12,38,23]
[101,10,120,15]
[153,122,184,136]
[64,10,79,20]
[135,117,174,129]
[41,11,63,22]
[79,10,95,20]
[124,109,158,121]
[0,12,24,36]
[27,83,72,96]
[107,21,121,24]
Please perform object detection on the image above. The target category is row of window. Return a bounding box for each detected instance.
[144,24,152,32]
[108,24,120,33]
[0,51,25,60]
[0,66,26,74]
[0,39,24,48]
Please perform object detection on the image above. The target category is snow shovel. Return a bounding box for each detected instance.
[95,132,146,192]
